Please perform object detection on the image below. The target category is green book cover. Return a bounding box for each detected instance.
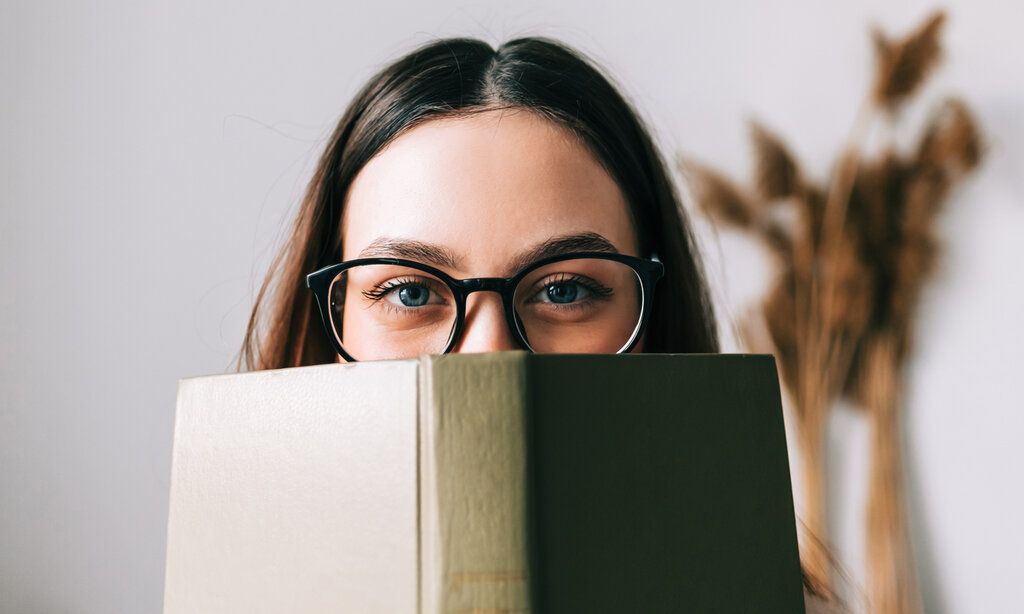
[164,351,804,613]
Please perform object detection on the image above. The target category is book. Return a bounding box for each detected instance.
[163,351,805,613]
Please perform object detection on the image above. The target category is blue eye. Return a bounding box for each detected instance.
[395,285,430,307]
[524,273,614,309]
[362,276,447,310]
[545,282,581,304]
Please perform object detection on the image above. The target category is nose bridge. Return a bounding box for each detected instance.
[452,277,519,352]
[460,277,508,295]
[459,277,511,323]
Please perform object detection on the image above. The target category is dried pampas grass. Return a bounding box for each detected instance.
[872,12,946,110]
[682,9,984,613]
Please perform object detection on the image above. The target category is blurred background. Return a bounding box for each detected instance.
[1,1,1021,612]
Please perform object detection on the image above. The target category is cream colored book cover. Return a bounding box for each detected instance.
[162,359,420,613]
[163,351,804,613]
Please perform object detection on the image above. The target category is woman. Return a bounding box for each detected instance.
[238,35,842,612]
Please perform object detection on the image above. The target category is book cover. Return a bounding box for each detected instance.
[163,351,804,613]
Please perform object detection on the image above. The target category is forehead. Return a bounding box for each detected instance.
[340,107,638,275]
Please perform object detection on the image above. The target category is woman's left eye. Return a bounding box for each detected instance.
[533,280,591,304]
[362,277,448,311]
[384,283,439,308]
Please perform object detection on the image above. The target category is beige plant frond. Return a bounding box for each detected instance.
[849,151,901,254]
[793,184,827,252]
[890,175,943,338]
[822,230,874,343]
[759,218,794,263]
[916,97,985,177]
[762,273,799,390]
[679,156,757,229]
[750,120,803,200]
[871,10,947,109]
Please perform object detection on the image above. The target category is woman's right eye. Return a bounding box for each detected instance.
[362,278,449,310]
[384,283,433,308]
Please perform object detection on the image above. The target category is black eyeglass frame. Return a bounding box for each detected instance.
[306,251,665,362]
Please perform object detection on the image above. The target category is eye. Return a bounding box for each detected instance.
[539,280,587,304]
[362,277,447,309]
[526,274,612,306]
[392,284,431,307]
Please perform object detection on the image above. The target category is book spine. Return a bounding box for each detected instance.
[418,352,531,614]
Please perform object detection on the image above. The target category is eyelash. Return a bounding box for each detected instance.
[360,278,440,307]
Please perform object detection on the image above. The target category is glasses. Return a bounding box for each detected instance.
[306,251,664,362]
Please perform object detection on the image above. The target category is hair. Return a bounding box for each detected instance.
[235,35,838,607]
[237,35,720,371]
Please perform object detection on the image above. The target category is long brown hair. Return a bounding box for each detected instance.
[237,36,719,371]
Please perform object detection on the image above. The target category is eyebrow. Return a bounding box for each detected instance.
[356,231,621,277]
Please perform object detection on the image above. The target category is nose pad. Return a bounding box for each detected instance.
[451,291,520,353]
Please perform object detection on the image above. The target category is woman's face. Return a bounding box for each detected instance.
[338,107,646,360]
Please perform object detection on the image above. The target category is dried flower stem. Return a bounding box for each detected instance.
[793,93,874,593]
[817,95,874,332]
[863,333,922,614]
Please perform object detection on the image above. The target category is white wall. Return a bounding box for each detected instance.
[2,1,1021,612]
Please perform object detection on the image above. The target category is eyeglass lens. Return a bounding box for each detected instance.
[327,257,644,361]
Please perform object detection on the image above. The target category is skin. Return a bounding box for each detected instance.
[338,107,647,360]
